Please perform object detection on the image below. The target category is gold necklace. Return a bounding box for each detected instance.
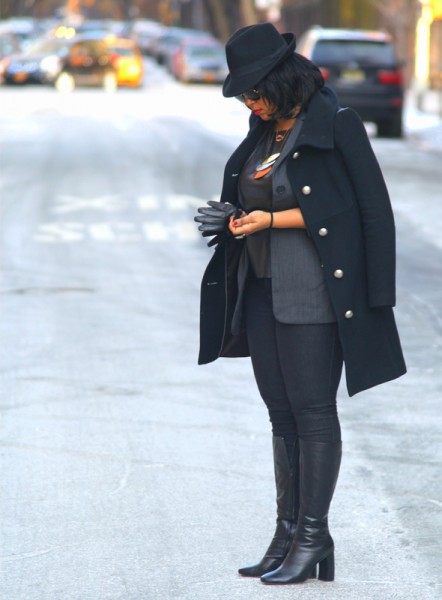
[274,128,291,142]
[254,126,294,180]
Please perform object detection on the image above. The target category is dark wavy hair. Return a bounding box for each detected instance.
[256,53,324,119]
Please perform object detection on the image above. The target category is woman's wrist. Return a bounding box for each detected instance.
[269,208,306,230]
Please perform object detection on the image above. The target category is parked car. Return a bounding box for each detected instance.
[130,19,165,55]
[2,37,69,84]
[73,20,118,38]
[0,31,22,82]
[171,37,228,83]
[0,17,43,50]
[0,30,21,56]
[297,27,404,138]
[106,37,144,87]
[54,36,117,92]
[152,27,213,69]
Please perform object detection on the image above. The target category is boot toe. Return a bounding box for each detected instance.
[238,556,283,577]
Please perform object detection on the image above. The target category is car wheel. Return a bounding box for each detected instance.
[377,116,403,139]
[55,72,75,93]
[103,72,117,92]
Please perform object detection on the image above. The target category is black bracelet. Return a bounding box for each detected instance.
[268,210,273,229]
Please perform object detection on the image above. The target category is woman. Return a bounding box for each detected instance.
[195,23,406,585]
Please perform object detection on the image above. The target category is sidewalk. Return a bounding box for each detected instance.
[405,87,442,152]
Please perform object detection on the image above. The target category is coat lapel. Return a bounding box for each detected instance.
[293,86,338,150]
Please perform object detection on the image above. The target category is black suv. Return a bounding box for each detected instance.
[55,36,117,92]
[297,27,404,138]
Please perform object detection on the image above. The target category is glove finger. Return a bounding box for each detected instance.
[197,207,224,218]
[196,219,226,231]
[197,213,220,222]
[201,227,223,236]
[196,221,225,231]
[207,200,234,210]
[194,215,224,226]
[207,200,237,216]
[199,224,224,233]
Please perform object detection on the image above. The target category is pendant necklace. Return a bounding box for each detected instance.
[254,125,294,180]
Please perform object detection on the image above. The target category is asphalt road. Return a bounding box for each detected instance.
[0,66,441,600]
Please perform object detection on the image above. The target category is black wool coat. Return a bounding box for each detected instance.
[198,87,406,397]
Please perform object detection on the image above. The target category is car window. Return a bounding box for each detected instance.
[108,46,135,57]
[70,44,90,57]
[185,46,224,59]
[0,38,18,55]
[71,41,107,58]
[24,39,66,56]
[311,40,395,65]
[160,35,181,46]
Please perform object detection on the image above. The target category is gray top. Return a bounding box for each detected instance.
[237,116,336,325]
[238,129,274,278]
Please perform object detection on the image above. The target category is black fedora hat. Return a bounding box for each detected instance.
[223,23,296,98]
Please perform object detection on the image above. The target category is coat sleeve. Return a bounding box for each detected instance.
[334,108,396,308]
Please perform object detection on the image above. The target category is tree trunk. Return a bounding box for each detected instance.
[240,0,258,26]
[204,0,231,41]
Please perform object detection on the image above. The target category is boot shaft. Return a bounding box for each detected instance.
[272,436,299,522]
[298,440,342,528]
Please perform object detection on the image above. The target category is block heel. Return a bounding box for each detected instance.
[318,551,334,582]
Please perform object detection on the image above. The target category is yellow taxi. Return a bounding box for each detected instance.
[106,37,144,87]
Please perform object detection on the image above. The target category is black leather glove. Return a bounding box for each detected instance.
[194,200,239,236]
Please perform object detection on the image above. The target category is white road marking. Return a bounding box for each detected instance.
[34,223,85,243]
[166,194,204,211]
[174,221,199,241]
[142,221,170,241]
[50,193,205,214]
[52,194,127,213]
[113,222,143,242]
[35,221,201,243]
[88,222,116,241]
[137,195,160,211]
[34,193,207,243]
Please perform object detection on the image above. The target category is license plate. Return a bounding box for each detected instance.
[13,72,28,82]
[341,69,365,82]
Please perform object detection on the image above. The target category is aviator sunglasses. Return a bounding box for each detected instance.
[236,88,261,103]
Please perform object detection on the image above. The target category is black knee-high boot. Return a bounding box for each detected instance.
[261,440,342,584]
[238,436,299,577]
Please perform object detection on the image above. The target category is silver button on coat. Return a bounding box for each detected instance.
[334,269,344,279]
[292,151,300,159]
[302,185,311,195]
[345,310,354,319]
[318,228,328,237]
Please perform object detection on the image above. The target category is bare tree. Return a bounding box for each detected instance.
[368,0,418,84]
[368,0,417,55]
[240,0,258,25]
[203,0,231,39]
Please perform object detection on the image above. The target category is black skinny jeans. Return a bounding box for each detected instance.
[245,278,343,444]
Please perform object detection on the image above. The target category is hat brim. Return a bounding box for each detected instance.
[223,33,296,98]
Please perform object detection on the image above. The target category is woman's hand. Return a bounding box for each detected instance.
[228,210,271,236]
